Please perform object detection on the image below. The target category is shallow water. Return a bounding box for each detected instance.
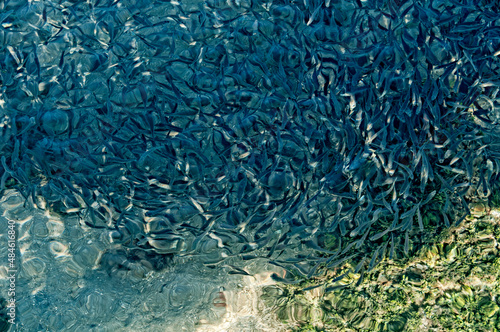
[0,190,290,331]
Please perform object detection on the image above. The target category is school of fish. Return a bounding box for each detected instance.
[1,0,499,284]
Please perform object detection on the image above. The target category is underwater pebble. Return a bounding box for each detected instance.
[5,206,33,223]
[0,192,24,209]
[73,245,100,268]
[62,258,85,278]
[82,291,115,320]
[144,292,169,313]
[31,220,49,238]
[20,257,46,279]
[49,241,69,258]
[167,283,196,310]
[46,219,65,237]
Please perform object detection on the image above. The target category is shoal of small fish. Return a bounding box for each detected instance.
[1,0,500,283]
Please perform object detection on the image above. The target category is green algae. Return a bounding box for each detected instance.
[260,199,500,332]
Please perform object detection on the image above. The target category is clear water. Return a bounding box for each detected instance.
[0,190,290,331]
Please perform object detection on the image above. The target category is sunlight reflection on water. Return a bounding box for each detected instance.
[0,190,290,331]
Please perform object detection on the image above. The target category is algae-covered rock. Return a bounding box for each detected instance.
[259,205,500,332]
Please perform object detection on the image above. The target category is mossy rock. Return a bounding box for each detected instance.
[261,206,500,332]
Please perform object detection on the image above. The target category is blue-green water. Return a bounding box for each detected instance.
[1,0,500,331]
